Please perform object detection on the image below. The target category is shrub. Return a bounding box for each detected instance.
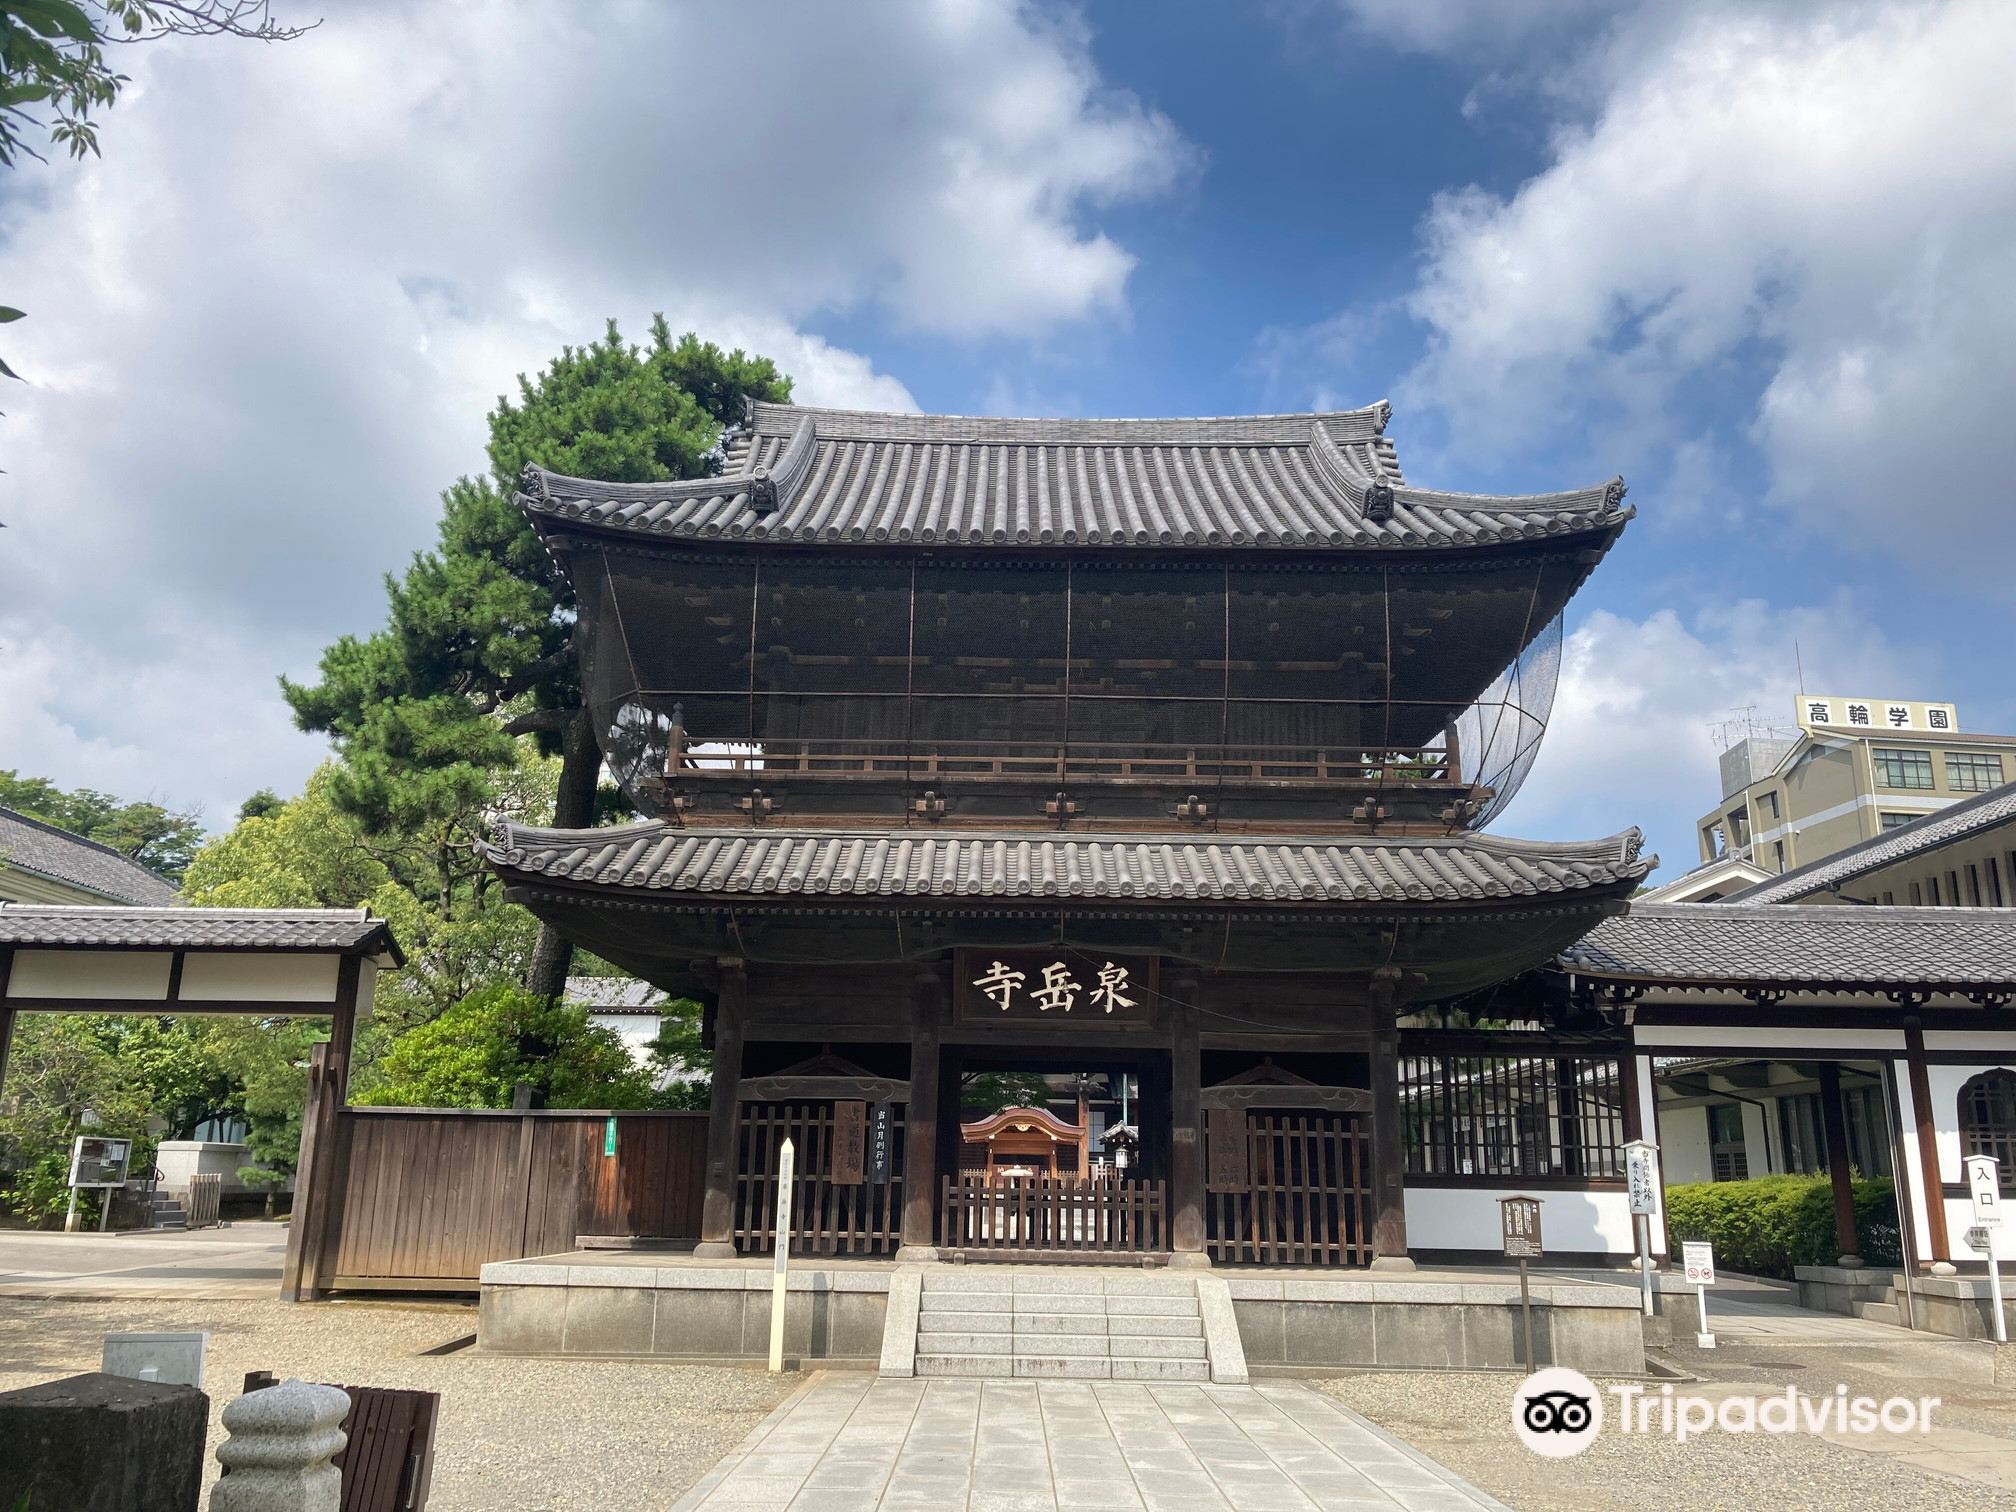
[1664,1174,1900,1279]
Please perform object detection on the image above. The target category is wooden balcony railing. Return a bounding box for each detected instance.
[667,733,1457,788]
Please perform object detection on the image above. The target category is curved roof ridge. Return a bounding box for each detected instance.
[743,398,1396,446]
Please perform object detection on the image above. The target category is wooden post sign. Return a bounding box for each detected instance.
[833,1100,867,1186]
[868,1100,895,1185]
[1499,1195,1542,1259]
[1205,1107,1249,1193]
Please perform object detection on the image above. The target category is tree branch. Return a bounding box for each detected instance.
[503,707,577,737]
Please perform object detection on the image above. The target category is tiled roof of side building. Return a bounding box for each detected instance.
[483,823,1651,906]
[1561,902,2016,990]
[564,975,668,1012]
[518,400,1630,552]
[0,904,403,960]
[1728,779,2016,905]
[0,806,181,906]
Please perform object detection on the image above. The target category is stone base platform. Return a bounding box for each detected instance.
[476,1252,1647,1374]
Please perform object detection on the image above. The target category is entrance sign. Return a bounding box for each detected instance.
[1624,1138,1660,1317]
[68,1136,132,1188]
[1683,1240,1717,1349]
[65,1135,133,1233]
[604,1117,617,1157]
[867,1101,895,1185]
[1205,1107,1249,1193]
[954,950,1156,1027]
[1966,1155,2007,1343]
[1499,1195,1543,1259]
[833,1100,867,1186]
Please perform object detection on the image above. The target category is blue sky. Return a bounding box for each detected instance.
[3,0,2012,885]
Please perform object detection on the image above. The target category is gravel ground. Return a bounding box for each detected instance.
[1318,1342,2016,1512]
[0,1297,796,1511]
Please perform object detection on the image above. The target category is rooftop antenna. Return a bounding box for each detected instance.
[1794,640,1806,699]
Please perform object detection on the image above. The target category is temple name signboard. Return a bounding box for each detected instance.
[953,950,1157,1027]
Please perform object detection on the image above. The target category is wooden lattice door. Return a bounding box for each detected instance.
[1205,1111,1370,1265]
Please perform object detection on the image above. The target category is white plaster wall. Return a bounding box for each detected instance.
[1404,1186,1636,1255]
[153,1140,283,1195]
[1659,1105,1714,1185]
[591,1014,662,1077]
[178,953,341,1003]
[7,950,172,1000]
[1927,1062,2016,1187]
[1893,1059,1934,1262]
[1635,1025,1905,1052]
[1739,1101,1773,1175]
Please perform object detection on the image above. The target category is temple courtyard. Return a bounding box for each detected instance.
[7,1286,2016,1509]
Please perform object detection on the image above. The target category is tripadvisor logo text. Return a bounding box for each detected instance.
[1512,1368,1940,1457]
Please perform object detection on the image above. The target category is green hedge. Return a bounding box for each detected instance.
[1664,1174,1901,1279]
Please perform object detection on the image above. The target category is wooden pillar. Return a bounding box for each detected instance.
[1903,1019,1951,1268]
[279,1041,340,1302]
[695,961,747,1258]
[1167,971,1207,1266]
[0,948,15,1101]
[899,970,943,1259]
[1816,1062,1863,1265]
[1368,967,1411,1269]
[325,956,362,1102]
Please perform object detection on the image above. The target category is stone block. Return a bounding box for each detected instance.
[1107,1357,1209,1381]
[921,1309,1016,1333]
[916,1354,1003,1377]
[561,1286,656,1354]
[1015,1332,1108,1356]
[0,1371,207,1512]
[1369,1302,1464,1369]
[1014,1293,1104,1314]
[1106,1314,1198,1337]
[1547,1306,1645,1375]
[1017,1311,1108,1335]
[881,1268,923,1379]
[478,1285,566,1353]
[1280,1301,1377,1368]
[918,1332,1015,1355]
[1195,1274,1249,1385]
[1013,1355,1109,1379]
[653,1288,753,1356]
[1014,1270,1102,1294]
[1104,1294,1198,1317]
[1231,1298,1287,1363]
[1106,1335,1206,1359]
[478,1261,568,1286]
[923,1269,1019,1293]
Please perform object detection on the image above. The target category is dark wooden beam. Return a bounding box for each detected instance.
[1816,1062,1862,1264]
[1368,966,1411,1268]
[1903,1021,1951,1266]
[1167,970,1206,1266]
[900,970,945,1257]
[695,963,747,1258]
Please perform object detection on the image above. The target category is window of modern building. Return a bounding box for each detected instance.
[1842,1085,1893,1177]
[1929,876,1942,905]
[1773,841,1786,870]
[1881,891,1896,905]
[1777,1093,1824,1175]
[1968,864,1984,905]
[1873,748,1935,789]
[1991,858,2006,908]
[1911,880,1924,905]
[1758,791,1780,819]
[1727,810,1750,846]
[1709,1103,1749,1182]
[1879,811,1916,831]
[1946,752,2005,792]
[1960,1070,2016,1192]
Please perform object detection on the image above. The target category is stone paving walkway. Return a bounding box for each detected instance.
[673,1373,1509,1511]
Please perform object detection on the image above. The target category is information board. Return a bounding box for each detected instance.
[1500,1195,1543,1259]
[1683,1240,1716,1286]
[68,1136,132,1189]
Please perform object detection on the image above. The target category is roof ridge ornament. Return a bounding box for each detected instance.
[1363,479,1395,523]
[748,414,818,518]
[1604,477,1628,511]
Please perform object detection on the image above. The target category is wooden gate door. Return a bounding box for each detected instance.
[1206,1112,1370,1265]
[733,1101,905,1255]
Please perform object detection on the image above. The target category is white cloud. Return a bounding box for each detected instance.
[1496,596,1931,879]
[1387,0,2016,580]
[0,0,1187,824]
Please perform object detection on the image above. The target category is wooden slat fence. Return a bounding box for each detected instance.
[939,1173,1167,1259]
[242,1370,439,1511]
[185,1171,223,1229]
[733,1101,905,1255]
[1206,1112,1370,1266]
[313,1108,706,1291]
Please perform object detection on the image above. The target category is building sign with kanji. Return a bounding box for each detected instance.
[1795,695,1958,735]
[954,950,1157,1026]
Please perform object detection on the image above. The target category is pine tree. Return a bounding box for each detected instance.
[284,318,791,997]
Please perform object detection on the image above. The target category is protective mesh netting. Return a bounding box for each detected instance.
[1447,609,1562,828]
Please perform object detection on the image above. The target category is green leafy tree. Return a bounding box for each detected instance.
[199,1015,325,1194]
[283,318,791,998]
[0,769,204,881]
[961,1072,1057,1116]
[643,997,710,1110]
[0,1014,151,1224]
[352,983,655,1110]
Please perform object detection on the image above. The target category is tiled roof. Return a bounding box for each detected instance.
[1730,780,2016,904]
[0,904,402,959]
[564,975,667,1013]
[0,807,180,906]
[518,400,1630,553]
[484,823,1651,906]
[1561,902,2016,990]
